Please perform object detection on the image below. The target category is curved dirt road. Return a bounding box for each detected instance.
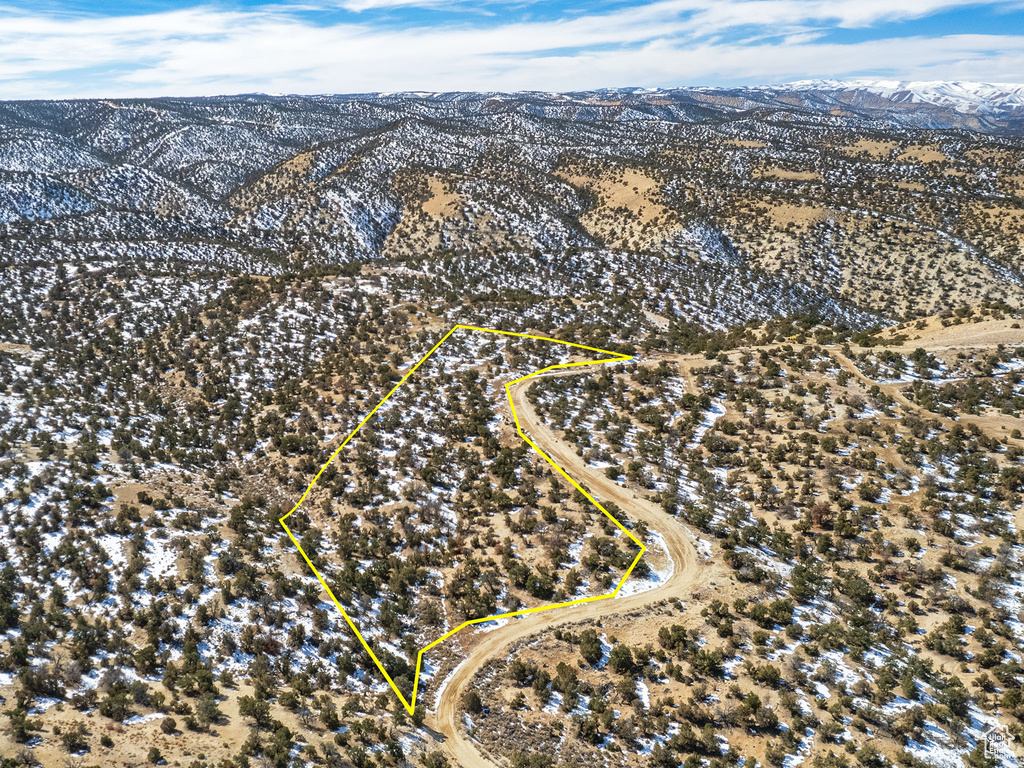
[432,366,710,768]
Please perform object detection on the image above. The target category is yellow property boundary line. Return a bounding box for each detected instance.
[279,324,646,714]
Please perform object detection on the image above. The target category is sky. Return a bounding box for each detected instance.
[0,0,1022,99]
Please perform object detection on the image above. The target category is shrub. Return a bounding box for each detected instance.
[857,481,882,503]
[423,752,451,768]
[60,722,88,753]
[462,690,483,714]
[579,629,604,666]
[609,644,635,674]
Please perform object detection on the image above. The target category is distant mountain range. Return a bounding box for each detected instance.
[360,81,1024,133]
[774,80,1024,114]
[567,80,1024,133]
[1,80,1022,326]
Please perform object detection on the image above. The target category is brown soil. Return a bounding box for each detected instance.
[896,144,947,163]
[841,139,897,159]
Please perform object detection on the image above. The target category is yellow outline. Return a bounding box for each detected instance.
[279,324,645,714]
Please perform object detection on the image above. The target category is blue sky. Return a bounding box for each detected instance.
[1,0,1022,98]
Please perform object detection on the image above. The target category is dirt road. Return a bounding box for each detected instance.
[432,366,710,768]
[429,322,1024,764]
[829,349,1024,440]
[829,350,919,411]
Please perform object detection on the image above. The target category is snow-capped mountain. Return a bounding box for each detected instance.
[777,79,1024,116]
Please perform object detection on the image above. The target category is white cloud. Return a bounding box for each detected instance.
[0,1,1020,98]
[336,0,462,11]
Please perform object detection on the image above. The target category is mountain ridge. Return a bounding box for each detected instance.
[1,85,1022,329]
[6,80,1024,129]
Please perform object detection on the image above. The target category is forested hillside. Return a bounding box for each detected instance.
[1,87,1023,768]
